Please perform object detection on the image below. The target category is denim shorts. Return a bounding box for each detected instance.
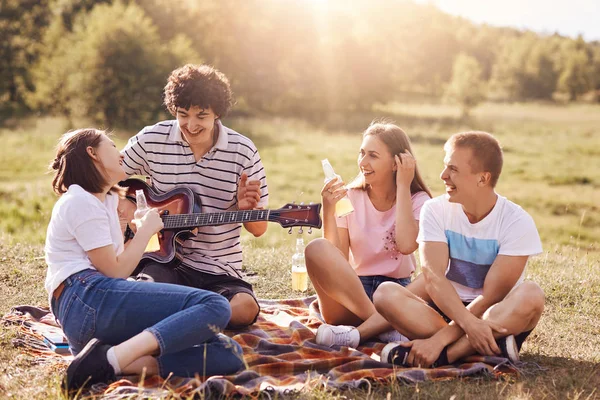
[359,275,412,301]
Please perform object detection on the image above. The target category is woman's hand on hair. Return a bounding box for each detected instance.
[395,153,415,190]
[321,177,347,212]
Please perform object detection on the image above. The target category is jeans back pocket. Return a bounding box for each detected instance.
[60,293,96,354]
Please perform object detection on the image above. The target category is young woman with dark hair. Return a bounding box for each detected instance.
[46,129,245,393]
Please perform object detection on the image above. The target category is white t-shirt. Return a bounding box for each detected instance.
[417,194,543,301]
[44,185,124,306]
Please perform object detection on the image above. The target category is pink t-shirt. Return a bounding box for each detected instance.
[336,189,430,278]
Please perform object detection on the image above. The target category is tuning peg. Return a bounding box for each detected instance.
[308,227,312,234]
[298,227,303,234]
[288,227,293,234]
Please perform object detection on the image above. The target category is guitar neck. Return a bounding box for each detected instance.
[162,209,271,229]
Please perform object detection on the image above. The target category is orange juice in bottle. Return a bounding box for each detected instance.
[291,236,308,291]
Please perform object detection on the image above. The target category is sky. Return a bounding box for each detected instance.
[414,0,600,41]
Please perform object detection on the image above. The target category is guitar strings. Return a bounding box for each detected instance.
[161,209,314,228]
[162,209,274,228]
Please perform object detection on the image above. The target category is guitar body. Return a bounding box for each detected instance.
[121,178,200,265]
[119,177,322,269]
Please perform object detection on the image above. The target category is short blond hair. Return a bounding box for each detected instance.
[444,131,503,187]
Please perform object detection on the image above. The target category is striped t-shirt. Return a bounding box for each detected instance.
[121,119,269,277]
[417,194,542,301]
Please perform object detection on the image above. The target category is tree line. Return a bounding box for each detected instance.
[3,0,600,127]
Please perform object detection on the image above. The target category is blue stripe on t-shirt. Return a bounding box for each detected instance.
[445,230,499,266]
[446,258,492,289]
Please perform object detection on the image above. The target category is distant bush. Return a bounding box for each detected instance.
[445,53,485,117]
[26,1,201,129]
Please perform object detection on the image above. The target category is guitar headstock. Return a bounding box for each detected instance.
[272,203,322,229]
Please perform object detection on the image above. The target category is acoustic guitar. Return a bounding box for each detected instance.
[118,178,322,265]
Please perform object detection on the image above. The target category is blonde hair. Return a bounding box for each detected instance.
[444,131,503,188]
[348,121,432,198]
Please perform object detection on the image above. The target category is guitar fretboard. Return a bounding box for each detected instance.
[162,209,271,229]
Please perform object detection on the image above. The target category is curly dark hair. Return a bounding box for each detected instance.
[163,64,234,118]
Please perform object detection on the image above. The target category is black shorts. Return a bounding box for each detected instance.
[429,301,532,351]
[134,260,260,324]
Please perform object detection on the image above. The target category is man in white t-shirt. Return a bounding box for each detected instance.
[374,131,545,368]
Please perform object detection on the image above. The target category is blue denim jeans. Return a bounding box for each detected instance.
[51,269,245,378]
[359,275,412,301]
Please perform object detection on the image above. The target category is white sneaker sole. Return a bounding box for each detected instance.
[315,325,329,346]
[505,335,519,363]
[380,341,407,364]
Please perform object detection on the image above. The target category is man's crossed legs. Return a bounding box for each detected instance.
[373,278,544,367]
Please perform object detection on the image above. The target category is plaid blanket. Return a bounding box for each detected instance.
[2,297,517,397]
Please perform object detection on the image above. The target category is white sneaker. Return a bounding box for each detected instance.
[377,330,410,343]
[315,324,360,348]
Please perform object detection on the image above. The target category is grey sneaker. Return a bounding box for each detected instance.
[377,330,410,343]
[315,324,360,348]
[496,335,519,363]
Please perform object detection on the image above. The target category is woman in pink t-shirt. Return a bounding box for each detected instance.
[306,121,432,348]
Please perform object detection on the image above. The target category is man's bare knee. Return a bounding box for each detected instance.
[230,293,259,327]
[517,281,545,314]
[486,281,545,325]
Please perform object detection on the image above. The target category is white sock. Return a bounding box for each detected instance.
[106,347,121,375]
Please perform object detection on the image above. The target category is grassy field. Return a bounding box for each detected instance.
[1,102,599,399]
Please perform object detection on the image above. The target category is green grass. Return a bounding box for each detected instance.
[1,102,599,399]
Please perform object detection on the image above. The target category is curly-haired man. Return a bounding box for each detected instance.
[121,64,268,327]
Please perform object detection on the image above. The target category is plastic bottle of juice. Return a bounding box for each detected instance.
[291,236,308,292]
[321,159,354,217]
[134,189,160,252]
